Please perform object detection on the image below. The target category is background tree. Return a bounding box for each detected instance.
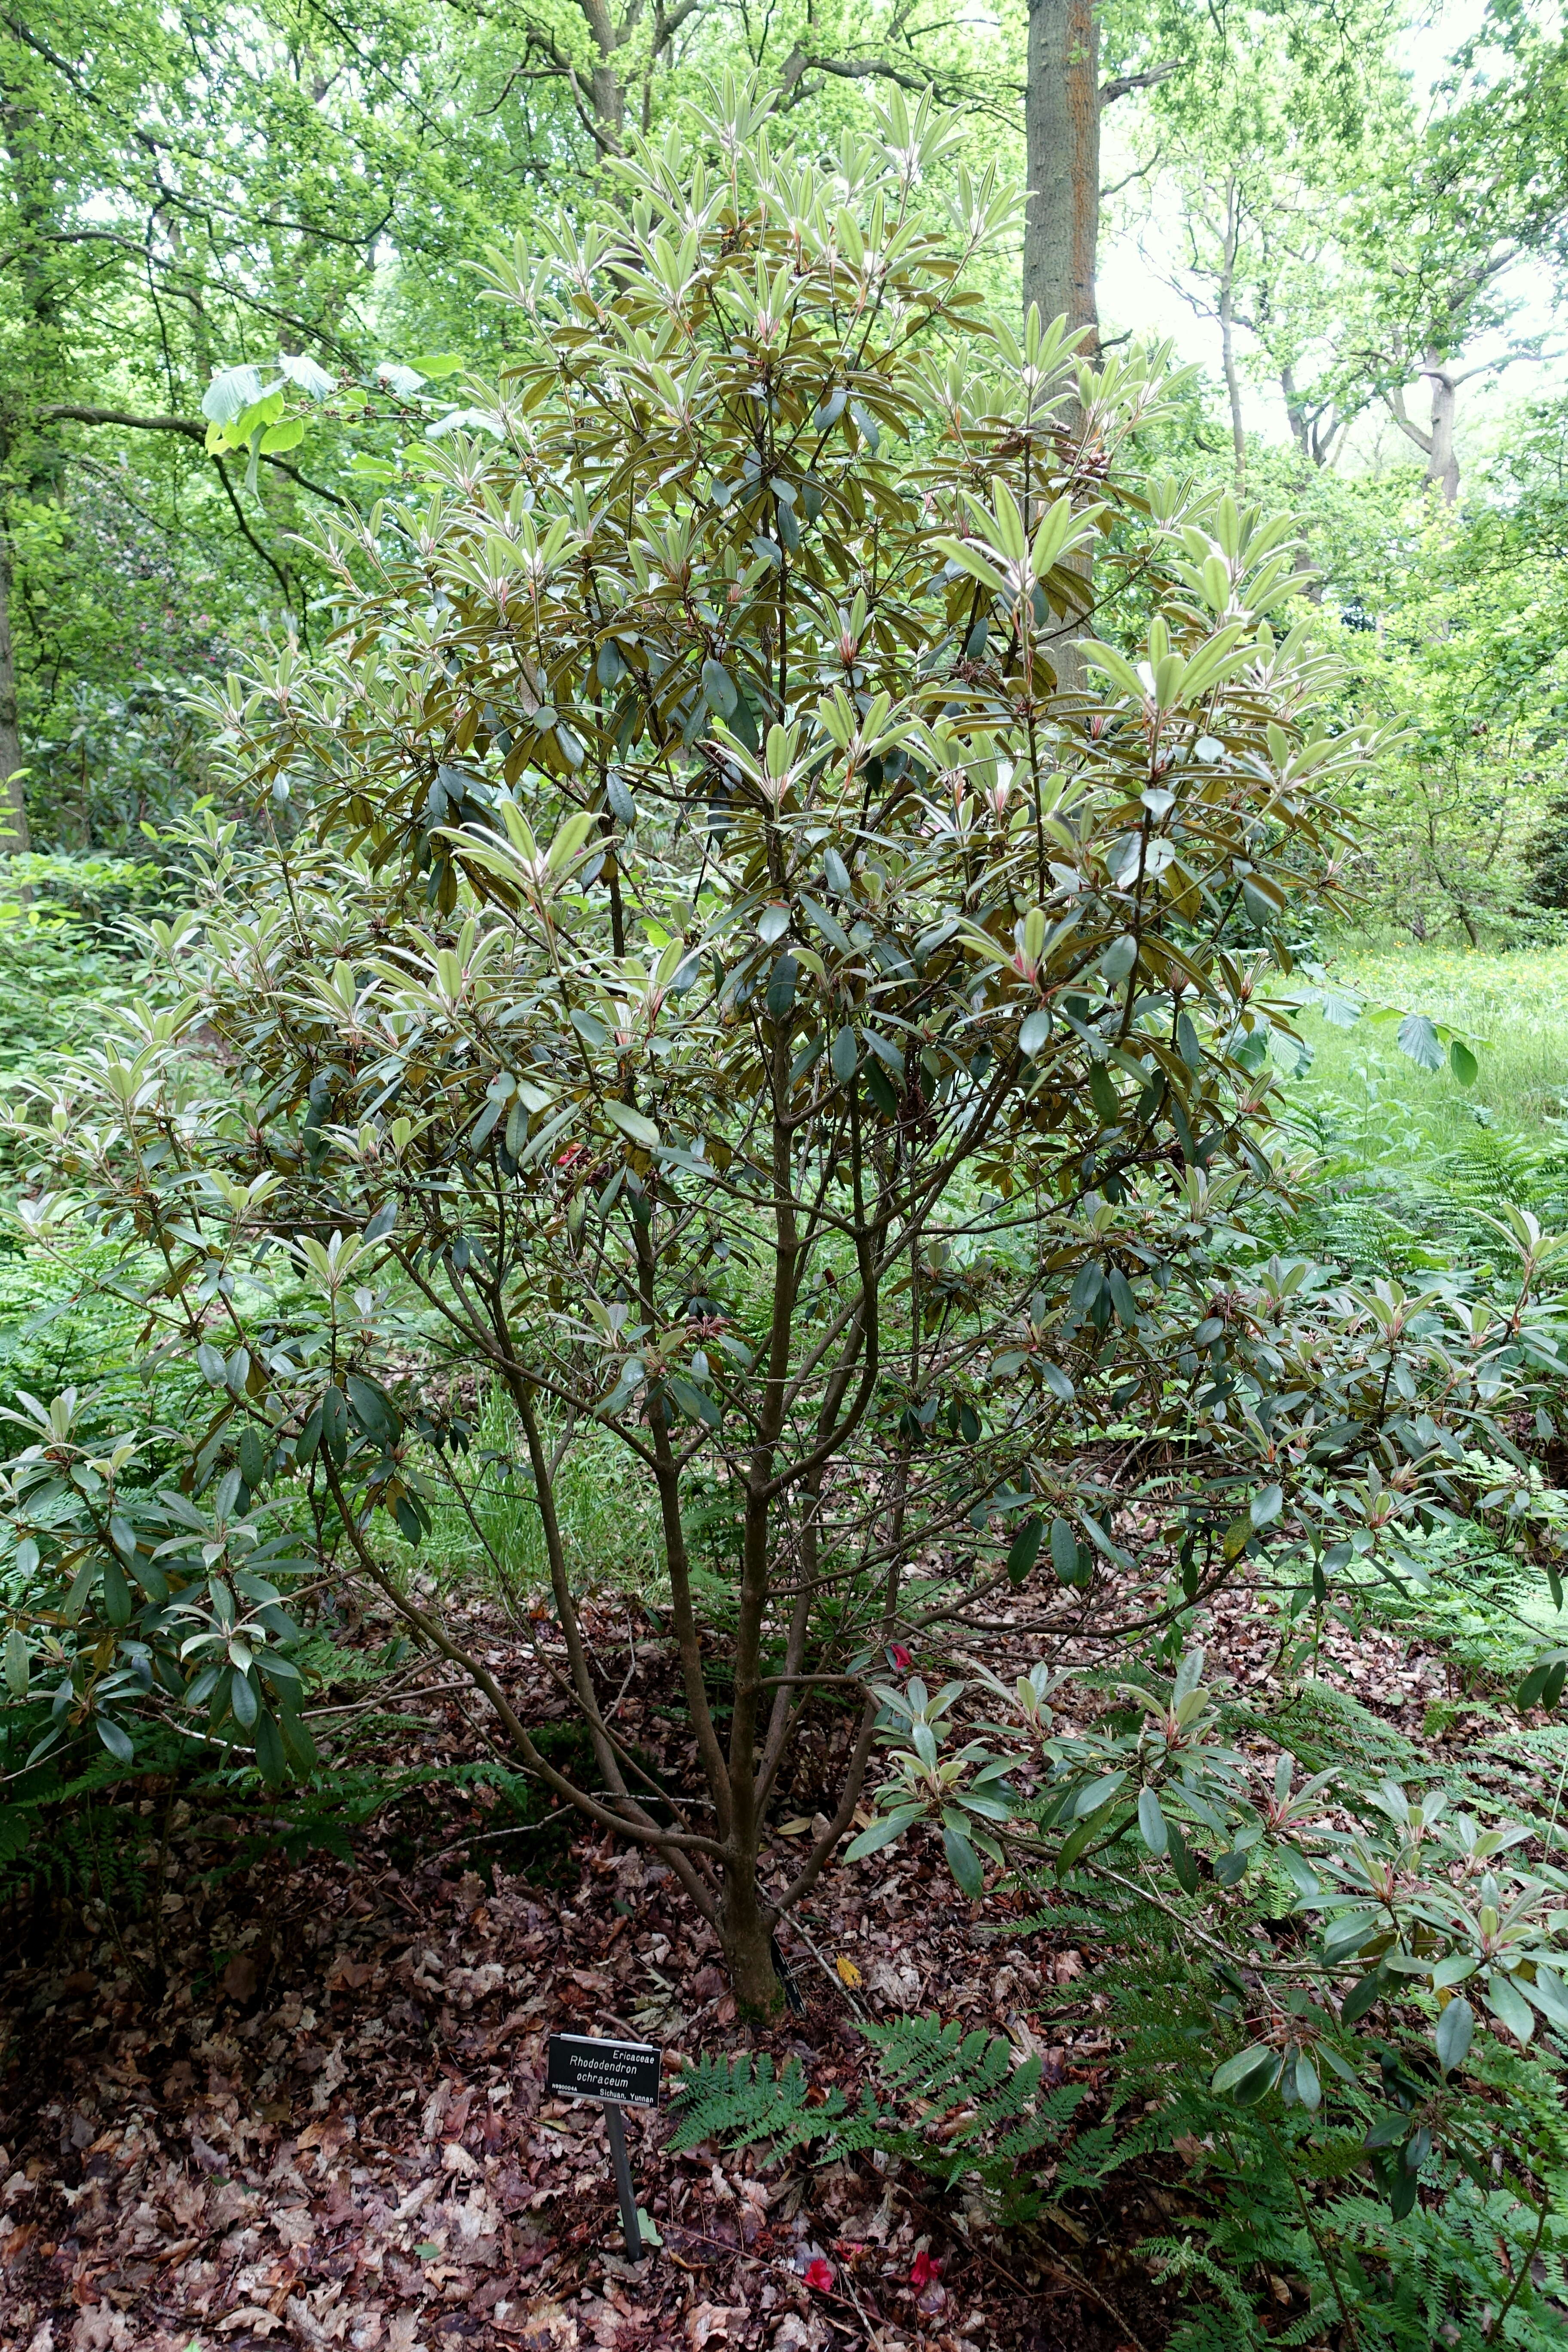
[1124,5,1406,483]
[0,0,619,846]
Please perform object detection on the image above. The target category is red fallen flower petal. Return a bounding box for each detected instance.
[890,1643,913,1670]
[910,2249,942,2288]
[803,2257,835,2293]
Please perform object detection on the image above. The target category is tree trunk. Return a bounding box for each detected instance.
[1218,182,1245,493]
[1023,0,1101,348]
[1424,352,1460,504]
[1282,364,1308,461]
[720,1869,782,2021]
[1219,297,1246,491]
[1024,0,1101,695]
[0,536,28,856]
[576,0,630,151]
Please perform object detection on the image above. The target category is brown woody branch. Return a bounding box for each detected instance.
[39,405,349,508]
[1101,60,1185,104]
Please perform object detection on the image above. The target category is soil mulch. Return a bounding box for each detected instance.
[0,1558,1476,2352]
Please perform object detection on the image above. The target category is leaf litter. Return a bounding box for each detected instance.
[0,1533,1522,2352]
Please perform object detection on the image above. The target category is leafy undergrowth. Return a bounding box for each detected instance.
[1,1548,1566,2352]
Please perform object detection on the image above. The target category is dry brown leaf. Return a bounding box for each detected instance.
[686,2305,749,2346]
[220,1953,259,2003]
[326,1955,374,1990]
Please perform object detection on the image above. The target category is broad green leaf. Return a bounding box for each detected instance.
[942,1821,985,1895]
[602,1098,660,1149]
[1396,1012,1443,1072]
[1212,2045,1278,2101]
[1435,1994,1473,2073]
[1485,1971,1535,2044]
[1006,1514,1044,1584]
[841,1806,926,1862]
[97,1714,135,1765]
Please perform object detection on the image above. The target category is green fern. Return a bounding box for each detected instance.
[1066,1919,1568,2352]
[1139,2234,1320,2352]
[671,2013,1086,2222]
[669,2049,845,2164]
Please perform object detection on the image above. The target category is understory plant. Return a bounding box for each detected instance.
[671,2015,1093,2226]
[0,75,1427,2013]
[833,1641,1568,2340]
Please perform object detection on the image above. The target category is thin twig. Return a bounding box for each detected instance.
[1488,2186,1550,2337]
[1263,2118,1362,2351]
[418,1808,573,1873]
[782,1911,867,2017]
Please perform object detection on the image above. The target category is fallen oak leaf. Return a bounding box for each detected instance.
[834,1955,862,1990]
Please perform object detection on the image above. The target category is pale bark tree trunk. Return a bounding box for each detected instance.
[1282,364,1310,460]
[1217,179,1246,493]
[1024,0,1101,695]
[1385,351,1461,505]
[1424,355,1460,505]
[0,536,29,855]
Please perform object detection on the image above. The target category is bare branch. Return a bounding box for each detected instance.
[1382,383,1433,456]
[779,43,933,97]
[1101,59,1185,105]
[775,42,1019,120]
[39,404,350,508]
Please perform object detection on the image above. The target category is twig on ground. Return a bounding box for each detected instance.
[784,1910,868,2018]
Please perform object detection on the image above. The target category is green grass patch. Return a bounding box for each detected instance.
[389,1384,668,1608]
[1301,942,1568,1148]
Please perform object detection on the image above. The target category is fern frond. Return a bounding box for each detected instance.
[668,2051,845,2164]
[672,2013,1084,2220]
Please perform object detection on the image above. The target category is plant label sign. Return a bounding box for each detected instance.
[545,2033,662,2261]
[545,2032,662,2108]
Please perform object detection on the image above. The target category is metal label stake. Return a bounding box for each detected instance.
[545,2032,662,2262]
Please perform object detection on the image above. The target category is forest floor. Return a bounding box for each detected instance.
[0,1555,1526,2352]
